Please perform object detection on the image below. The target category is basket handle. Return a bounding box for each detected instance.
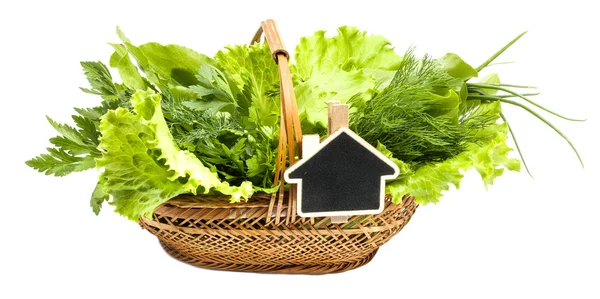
[251,20,302,224]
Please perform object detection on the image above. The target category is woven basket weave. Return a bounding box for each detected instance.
[139,20,419,274]
[140,194,417,274]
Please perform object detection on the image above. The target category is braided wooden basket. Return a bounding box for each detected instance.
[139,20,419,274]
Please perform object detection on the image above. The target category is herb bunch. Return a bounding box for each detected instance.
[350,50,471,167]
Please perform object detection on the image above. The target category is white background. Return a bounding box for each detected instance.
[1,0,598,298]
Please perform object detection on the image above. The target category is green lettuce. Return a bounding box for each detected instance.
[386,126,520,205]
[214,43,280,127]
[294,26,402,82]
[96,89,254,220]
[295,67,374,129]
[292,26,403,131]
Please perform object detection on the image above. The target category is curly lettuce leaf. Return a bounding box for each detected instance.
[97,89,255,220]
[215,43,280,126]
[294,26,402,82]
[295,67,374,129]
[292,26,403,130]
[386,126,520,204]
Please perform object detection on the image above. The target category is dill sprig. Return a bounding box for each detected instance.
[350,49,470,167]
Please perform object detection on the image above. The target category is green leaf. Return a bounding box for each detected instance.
[382,91,520,204]
[139,42,215,86]
[72,115,100,144]
[183,99,232,113]
[49,136,95,155]
[46,116,89,148]
[214,44,251,89]
[187,64,241,114]
[386,155,470,204]
[437,53,478,82]
[109,43,149,90]
[79,61,119,100]
[215,43,279,126]
[115,27,217,87]
[246,155,266,178]
[469,128,521,186]
[295,67,375,129]
[74,106,105,121]
[478,73,501,94]
[91,181,109,215]
[27,106,107,177]
[292,26,405,130]
[26,148,95,176]
[97,89,256,220]
[386,122,520,204]
[294,26,402,84]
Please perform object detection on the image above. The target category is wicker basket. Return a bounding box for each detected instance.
[139,20,419,274]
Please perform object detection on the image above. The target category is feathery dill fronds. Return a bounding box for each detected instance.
[350,49,469,167]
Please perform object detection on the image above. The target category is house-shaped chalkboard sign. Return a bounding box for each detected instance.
[284,127,400,218]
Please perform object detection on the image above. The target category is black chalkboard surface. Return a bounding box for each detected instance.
[285,127,400,218]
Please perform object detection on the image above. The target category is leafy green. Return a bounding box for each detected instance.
[26,26,582,221]
[350,50,468,167]
[293,26,403,131]
[386,101,520,204]
[296,67,374,130]
[26,147,96,176]
[114,27,217,87]
[166,42,281,188]
[343,44,535,205]
[96,89,256,220]
[26,110,102,176]
[106,31,281,194]
[437,53,479,82]
[79,61,120,100]
[109,43,149,90]
[215,43,280,126]
[91,181,109,215]
[26,60,135,180]
[185,64,249,114]
[294,26,402,82]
